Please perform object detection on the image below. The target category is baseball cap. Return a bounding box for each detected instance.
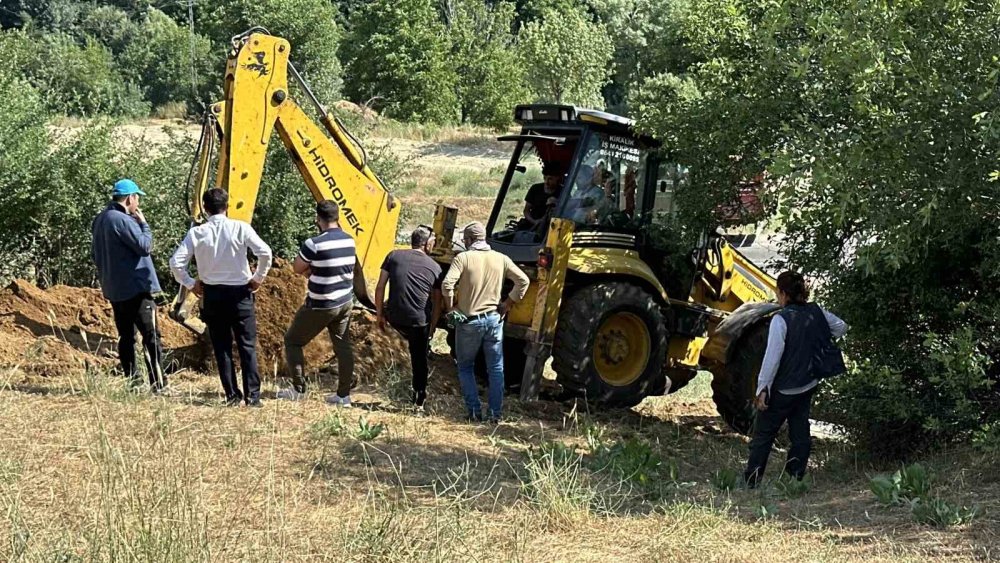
[112,179,146,197]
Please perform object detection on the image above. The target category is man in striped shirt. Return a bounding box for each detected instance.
[277,201,356,406]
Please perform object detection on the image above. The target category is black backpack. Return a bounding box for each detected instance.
[811,303,846,379]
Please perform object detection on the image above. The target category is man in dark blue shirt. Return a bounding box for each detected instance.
[91,179,168,392]
[277,201,357,406]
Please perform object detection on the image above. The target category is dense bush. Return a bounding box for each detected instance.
[0,67,190,287]
[0,30,148,117]
[633,0,1000,458]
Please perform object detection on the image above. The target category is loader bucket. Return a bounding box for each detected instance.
[168,287,207,335]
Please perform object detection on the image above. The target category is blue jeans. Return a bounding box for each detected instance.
[455,312,504,418]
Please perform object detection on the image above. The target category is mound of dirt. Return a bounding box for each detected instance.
[0,261,414,385]
[333,100,380,120]
[0,280,205,376]
[251,260,412,383]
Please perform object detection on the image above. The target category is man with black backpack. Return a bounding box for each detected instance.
[744,271,848,488]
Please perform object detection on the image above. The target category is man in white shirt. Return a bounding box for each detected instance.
[170,188,273,407]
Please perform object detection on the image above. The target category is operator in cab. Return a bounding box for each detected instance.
[566,164,610,225]
[519,162,564,229]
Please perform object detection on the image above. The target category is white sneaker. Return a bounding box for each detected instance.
[325,394,352,407]
[276,387,307,401]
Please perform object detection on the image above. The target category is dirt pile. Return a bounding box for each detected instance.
[251,260,412,382]
[0,261,413,383]
[0,280,204,376]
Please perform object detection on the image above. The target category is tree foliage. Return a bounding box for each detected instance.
[0,29,148,117]
[195,0,344,103]
[634,0,1000,457]
[519,7,614,108]
[341,0,459,123]
[118,9,214,110]
[445,0,528,128]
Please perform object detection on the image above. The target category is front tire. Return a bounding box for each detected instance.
[711,319,770,434]
[552,283,668,407]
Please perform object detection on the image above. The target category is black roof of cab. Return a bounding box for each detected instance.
[513,104,660,147]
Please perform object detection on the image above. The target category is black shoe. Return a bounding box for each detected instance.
[246,400,263,408]
[224,396,243,407]
[466,412,484,423]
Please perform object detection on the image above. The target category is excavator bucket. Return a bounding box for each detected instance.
[169,287,207,335]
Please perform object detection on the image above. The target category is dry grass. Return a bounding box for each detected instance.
[0,361,997,562]
[16,120,999,561]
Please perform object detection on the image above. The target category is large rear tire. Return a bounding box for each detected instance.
[711,319,770,434]
[552,283,668,407]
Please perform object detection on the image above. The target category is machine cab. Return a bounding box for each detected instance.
[487,104,686,264]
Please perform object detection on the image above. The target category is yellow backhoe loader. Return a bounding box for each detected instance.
[172,28,779,434]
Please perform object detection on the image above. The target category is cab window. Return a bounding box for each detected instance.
[562,131,649,228]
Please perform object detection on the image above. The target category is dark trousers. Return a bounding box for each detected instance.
[201,284,260,404]
[110,293,166,389]
[284,302,354,396]
[744,388,815,487]
[391,323,430,405]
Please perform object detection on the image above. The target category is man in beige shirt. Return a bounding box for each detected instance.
[441,222,529,422]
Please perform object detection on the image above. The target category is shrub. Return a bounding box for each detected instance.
[774,474,810,499]
[869,463,932,506]
[309,414,346,441]
[0,70,191,288]
[355,416,386,442]
[911,497,977,528]
[590,436,674,487]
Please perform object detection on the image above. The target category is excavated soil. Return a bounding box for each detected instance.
[0,280,205,376]
[0,260,414,385]
[249,260,412,382]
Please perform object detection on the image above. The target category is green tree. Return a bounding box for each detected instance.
[445,0,528,128]
[519,7,614,108]
[0,29,148,117]
[118,9,214,111]
[341,0,459,123]
[513,0,577,25]
[197,0,344,103]
[633,0,1000,457]
[586,0,692,113]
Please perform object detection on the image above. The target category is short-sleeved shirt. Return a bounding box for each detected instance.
[380,249,443,327]
[524,182,560,221]
[299,228,356,309]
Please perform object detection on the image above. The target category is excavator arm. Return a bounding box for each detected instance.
[172,30,400,332]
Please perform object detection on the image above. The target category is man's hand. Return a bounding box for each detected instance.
[192,279,204,297]
[376,313,387,332]
[249,279,262,292]
[132,208,147,225]
[754,390,768,411]
[498,298,516,316]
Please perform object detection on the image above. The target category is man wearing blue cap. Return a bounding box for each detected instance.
[91,178,168,392]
